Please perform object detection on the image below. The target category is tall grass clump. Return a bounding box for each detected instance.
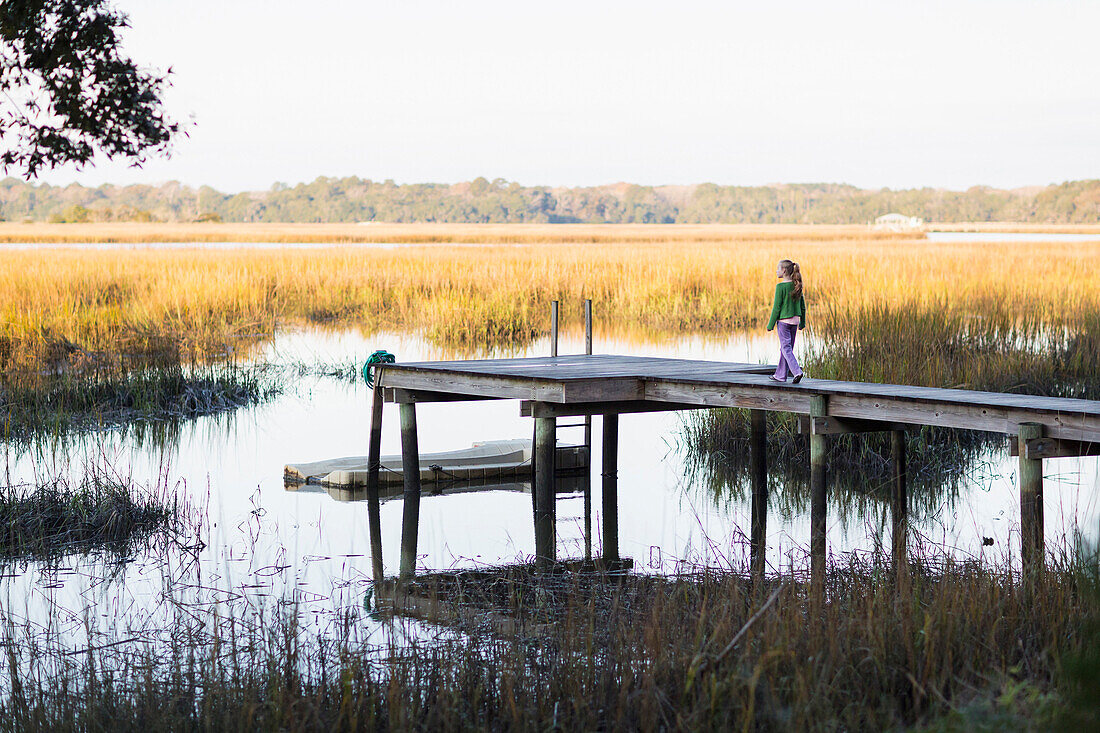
[0,362,280,444]
[1055,540,1100,730]
[0,470,190,563]
[807,303,1100,399]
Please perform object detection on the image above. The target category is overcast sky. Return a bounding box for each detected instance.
[28,0,1100,192]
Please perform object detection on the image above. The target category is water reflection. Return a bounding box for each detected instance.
[926,231,1100,243]
[286,474,589,505]
[680,409,1003,522]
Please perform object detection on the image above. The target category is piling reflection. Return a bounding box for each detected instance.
[679,408,1003,522]
[285,470,596,578]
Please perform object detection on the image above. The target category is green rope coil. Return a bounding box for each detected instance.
[362,350,396,387]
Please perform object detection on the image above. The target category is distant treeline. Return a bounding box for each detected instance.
[2,176,1099,224]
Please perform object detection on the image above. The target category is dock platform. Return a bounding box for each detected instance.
[359,354,1100,585]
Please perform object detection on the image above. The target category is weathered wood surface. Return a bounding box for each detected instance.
[809,395,828,587]
[366,386,385,586]
[1018,423,1045,577]
[377,355,1100,440]
[797,415,912,435]
[520,399,710,418]
[534,416,557,568]
[1009,436,1100,459]
[384,388,497,404]
[645,375,1100,439]
[382,355,774,380]
[378,355,773,402]
[399,403,423,580]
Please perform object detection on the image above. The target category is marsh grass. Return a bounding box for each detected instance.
[0,551,1095,731]
[0,470,189,564]
[0,230,1097,365]
[0,363,281,444]
[808,304,1100,399]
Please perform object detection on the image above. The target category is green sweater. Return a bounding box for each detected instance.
[766,281,806,330]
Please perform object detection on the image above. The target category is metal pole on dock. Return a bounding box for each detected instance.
[809,395,829,588]
[1018,422,1045,582]
[398,403,422,580]
[366,384,385,586]
[749,409,768,577]
[583,298,593,562]
[891,429,908,581]
[550,300,559,358]
[584,299,592,355]
[534,415,557,568]
[602,412,620,563]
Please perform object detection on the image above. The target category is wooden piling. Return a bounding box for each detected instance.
[366,384,385,586]
[602,412,620,563]
[1018,422,1045,579]
[529,424,539,523]
[534,415,557,568]
[890,429,908,580]
[749,409,768,576]
[398,403,422,580]
[809,395,829,587]
[583,298,593,562]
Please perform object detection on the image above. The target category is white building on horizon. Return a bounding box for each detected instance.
[873,213,924,231]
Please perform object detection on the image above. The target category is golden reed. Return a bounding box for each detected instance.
[0,224,1096,376]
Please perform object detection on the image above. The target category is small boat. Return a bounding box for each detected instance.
[284,439,589,489]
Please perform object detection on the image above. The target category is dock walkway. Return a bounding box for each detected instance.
[359,355,1100,584]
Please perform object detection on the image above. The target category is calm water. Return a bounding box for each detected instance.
[2,327,1098,653]
[926,231,1100,243]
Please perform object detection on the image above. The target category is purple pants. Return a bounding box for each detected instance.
[773,322,803,380]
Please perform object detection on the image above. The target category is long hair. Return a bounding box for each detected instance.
[779,259,804,299]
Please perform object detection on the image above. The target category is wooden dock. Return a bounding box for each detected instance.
[361,354,1100,585]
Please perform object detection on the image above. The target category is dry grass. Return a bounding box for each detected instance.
[0,234,1097,370]
[0,470,189,563]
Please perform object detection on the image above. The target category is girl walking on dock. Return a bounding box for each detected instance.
[767,259,807,383]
